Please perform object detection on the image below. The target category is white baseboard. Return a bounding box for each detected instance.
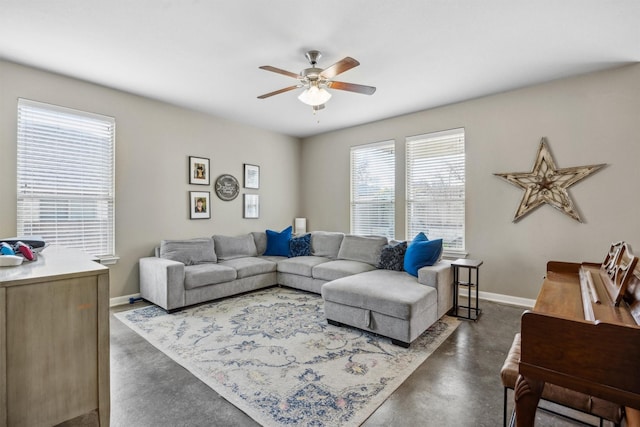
[110,293,141,308]
[478,290,535,308]
[110,290,534,309]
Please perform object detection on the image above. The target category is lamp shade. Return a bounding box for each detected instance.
[294,218,307,235]
[298,86,331,106]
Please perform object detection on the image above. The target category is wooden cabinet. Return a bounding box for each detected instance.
[0,247,110,427]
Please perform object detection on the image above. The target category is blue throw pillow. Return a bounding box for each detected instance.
[264,226,292,257]
[403,238,442,277]
[414,232,428,242]
[289,233,311,257]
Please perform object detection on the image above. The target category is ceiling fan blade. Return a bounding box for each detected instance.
[327,81,376,95]
[259,65,300,79]
[257,85,300,99]
[319,57,359,79]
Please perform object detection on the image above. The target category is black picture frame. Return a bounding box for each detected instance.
[189,156,210,185]
[243,164,260,189]
[190,191,211,219]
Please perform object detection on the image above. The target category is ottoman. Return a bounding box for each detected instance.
[321,269,438,347]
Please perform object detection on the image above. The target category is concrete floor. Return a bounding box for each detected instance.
[110,293,610,427]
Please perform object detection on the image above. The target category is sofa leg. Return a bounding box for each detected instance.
[327,319,343,327]
[391,339,410,348]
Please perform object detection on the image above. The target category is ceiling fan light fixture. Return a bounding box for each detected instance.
[298,85,331,106]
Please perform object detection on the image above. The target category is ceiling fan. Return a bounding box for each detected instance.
[257,50,376,111]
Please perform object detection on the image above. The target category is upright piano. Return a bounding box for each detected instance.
[515,242,640,426]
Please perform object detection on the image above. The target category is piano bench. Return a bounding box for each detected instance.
[500,333,624,427]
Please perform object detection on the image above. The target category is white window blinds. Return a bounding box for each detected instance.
[350,140,395,238]
[17,99,116,258]
[406,129,465,251]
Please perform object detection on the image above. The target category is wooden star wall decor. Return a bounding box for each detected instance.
[494,138,605,223]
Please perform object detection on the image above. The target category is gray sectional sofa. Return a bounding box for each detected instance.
[139,231,453,347]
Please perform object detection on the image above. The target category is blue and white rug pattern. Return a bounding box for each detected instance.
[116,287,458,427]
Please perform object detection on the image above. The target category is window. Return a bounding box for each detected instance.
[17,99,116,259]
[350,141,395,238]
[406,128,465,252]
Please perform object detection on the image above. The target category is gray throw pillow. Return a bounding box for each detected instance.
[213,234,258,260]
[160,237,216,265]
[337,235,388,266]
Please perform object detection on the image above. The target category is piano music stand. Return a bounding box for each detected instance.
[451,258,483,321]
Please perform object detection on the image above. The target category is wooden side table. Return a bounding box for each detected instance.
[451,258,483,321]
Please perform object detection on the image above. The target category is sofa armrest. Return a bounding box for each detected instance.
[418,260,453,318]
[139,256,186,311]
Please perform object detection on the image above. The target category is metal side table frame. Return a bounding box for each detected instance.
[451,258,483,321]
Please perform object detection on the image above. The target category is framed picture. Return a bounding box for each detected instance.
[244,164,260,189]
[243,194,259,219]
[189,156,210,185]
[190,191,211,219]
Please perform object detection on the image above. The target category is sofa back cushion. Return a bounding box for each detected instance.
[160,237,217,265]
[213,234,258,260]
[251,231,267,256]
[337,235,388,266]
[311,231,344,259]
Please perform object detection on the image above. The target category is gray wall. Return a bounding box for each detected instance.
[0,60,301,298]
[3,60,639,302]
[300,64,640,300]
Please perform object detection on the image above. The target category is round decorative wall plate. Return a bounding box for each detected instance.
[215,174,240,201]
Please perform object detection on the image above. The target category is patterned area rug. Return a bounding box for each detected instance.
[115,287,459,426]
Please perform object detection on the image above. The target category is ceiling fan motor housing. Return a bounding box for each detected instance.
[301,67,323,79]
[301,51,324,87]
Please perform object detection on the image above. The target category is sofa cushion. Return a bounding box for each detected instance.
[289,233,311,257]
[321,269,436,320]
[184,264,237,289]
[213,234,258,260]
[219,257,277,279]
[251,231,267,256]
[312,259,376,282]
[404,237,443,277]
[264,226,292,257]
[278,255,330,277]
[259,255,287,263]
[337,235,388,266]
[378,241,407,271]
[160,237,217,266]
[311,231,344,259]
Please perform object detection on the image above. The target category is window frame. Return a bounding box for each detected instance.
[16,98,117,263]
[406,128,465,255]
[350,140,396,239]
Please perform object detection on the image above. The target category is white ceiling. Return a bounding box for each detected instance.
[1,1,639,138]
